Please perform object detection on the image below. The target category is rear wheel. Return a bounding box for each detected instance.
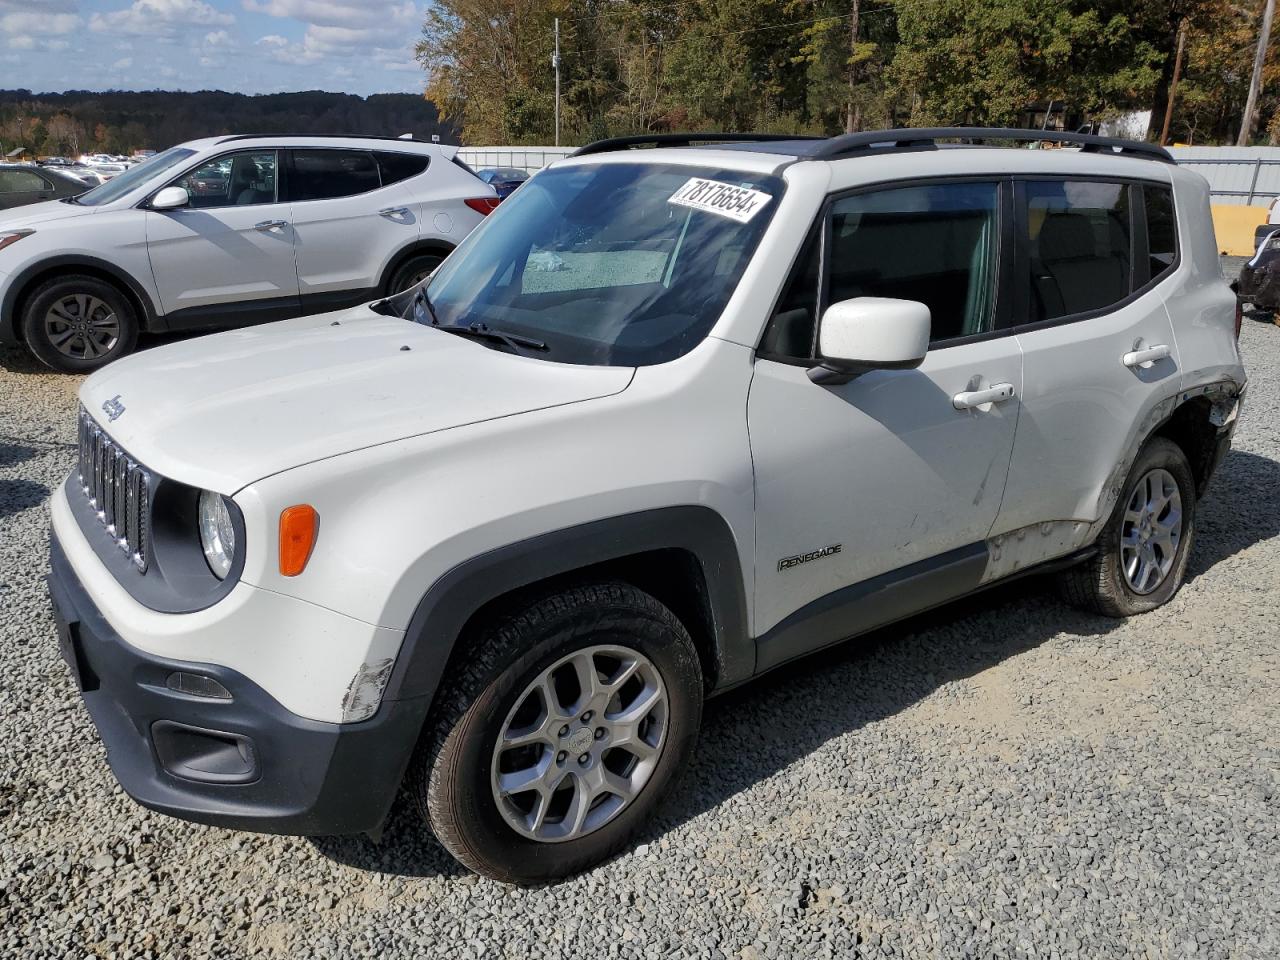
[410,582,702,883]
[21,275,138,372]
[1059,437,1196,617]
[387,253,444,295]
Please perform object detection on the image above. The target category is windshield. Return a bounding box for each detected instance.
[419,162,783,366]
[71,146,196,206]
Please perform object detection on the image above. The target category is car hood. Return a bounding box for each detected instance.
[0,199,95,230]
[80,306,635,493]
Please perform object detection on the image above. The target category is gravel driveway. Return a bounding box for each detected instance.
[2,264,1277,959]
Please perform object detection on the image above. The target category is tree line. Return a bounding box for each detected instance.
[0,90,456,158]
[417,0,1280,146]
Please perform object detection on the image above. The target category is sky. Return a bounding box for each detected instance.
[0,0,428,97]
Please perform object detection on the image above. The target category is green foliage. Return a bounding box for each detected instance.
[419,0,1273,145]
[0,90,453,157]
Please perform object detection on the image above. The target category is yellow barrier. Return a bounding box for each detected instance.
[1211,204,1269,256]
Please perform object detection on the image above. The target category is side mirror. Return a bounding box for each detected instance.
[809,297,931,385]
[150,186,190,211]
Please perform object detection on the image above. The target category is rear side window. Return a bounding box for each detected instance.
[1024,180,1132,322]
[289,149,380,202]
[1143,185,1177,282]
[376,151,429,187]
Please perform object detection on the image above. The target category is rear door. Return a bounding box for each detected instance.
[285,148,421,309]
[996,177,1182,545]
[144,149,301,327]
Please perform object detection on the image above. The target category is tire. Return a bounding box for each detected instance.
[409,582,703,884]
[21,274,139,372]
[386,253,444,295]
[1059,437,1196,618]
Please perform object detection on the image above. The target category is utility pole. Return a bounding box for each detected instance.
[1160,19,1187,146]
[1239,0,1276,146]
[553,17,561,147]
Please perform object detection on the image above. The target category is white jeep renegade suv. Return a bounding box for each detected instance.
[47,129,1246,883]
[0,135,497,371]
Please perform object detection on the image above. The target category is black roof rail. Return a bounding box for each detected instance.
[214,133,439,145]
[572,132,823,157]
[809,127,1174,163]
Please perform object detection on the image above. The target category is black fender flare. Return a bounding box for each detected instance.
[380,506,753,710]
[1,254,160,342]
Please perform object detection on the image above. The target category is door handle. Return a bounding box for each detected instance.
[952,382,1016,410]
[1122,344,1171,368]
[254,219,288,232]
[379,207,410,218]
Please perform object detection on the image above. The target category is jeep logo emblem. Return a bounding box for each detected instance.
[102,395,126,422]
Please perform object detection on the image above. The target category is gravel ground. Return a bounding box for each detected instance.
[2,261,1278,959]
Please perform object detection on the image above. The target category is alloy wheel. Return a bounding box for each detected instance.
[44,294,119,360]
[1120,467,1183,595]
[490,644,668,843]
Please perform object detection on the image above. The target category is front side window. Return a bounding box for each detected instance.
[420,163,783,366]
[289,149,380,201]
[1025,179,1132,322]
[828,182,1000,343]
[171,151,277,209]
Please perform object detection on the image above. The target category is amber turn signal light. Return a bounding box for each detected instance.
[279,504,318,577]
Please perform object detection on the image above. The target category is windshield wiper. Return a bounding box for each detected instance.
[432,321,548,353]
[408,286,438,325]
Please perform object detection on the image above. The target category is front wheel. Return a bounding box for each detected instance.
[410,583,702,883]
[1059,437,1196,617]
[21,275,139,372]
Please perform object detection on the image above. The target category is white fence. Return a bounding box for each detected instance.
[457,146,575,174]
[1168,146,1280,207]
[457,143,1280,207]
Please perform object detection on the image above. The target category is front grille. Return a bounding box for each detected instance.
[77,406,151,573]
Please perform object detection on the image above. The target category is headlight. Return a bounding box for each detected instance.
[0,229,34,253]
[198,490,237,580]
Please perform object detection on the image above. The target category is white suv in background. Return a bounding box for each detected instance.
[49,129,1245,883]
[0,135,497,370]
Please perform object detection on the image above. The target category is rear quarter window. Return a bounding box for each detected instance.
[376,151,429,187]
[1143,185,1177,283]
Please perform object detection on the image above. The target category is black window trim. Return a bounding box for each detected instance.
[756,173,1015,365]
[1007,174,1180,335]
[142,147,282,209]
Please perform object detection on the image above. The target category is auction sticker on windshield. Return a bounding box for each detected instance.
[668,177,772,223]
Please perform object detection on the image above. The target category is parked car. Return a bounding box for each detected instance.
[476,165,531,198]
[1236,227,1280,314]
[47,128,1244,883]
[0,163,88,210]
[0,134,498,370]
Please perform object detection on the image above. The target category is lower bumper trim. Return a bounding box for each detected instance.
[48,533,429,836]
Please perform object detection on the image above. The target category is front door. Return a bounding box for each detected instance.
[145,149,300,327]
[749,180,1022,668]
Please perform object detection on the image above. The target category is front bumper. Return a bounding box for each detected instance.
[48,533,429,835]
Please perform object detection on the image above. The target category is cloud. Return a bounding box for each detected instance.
[112,57,134,70]
[90,0,234,37]
[242,0,408,29]
[255,34,288,47]
[251,1,420,70]
[0,11,82,34]
[204,29,234,47]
